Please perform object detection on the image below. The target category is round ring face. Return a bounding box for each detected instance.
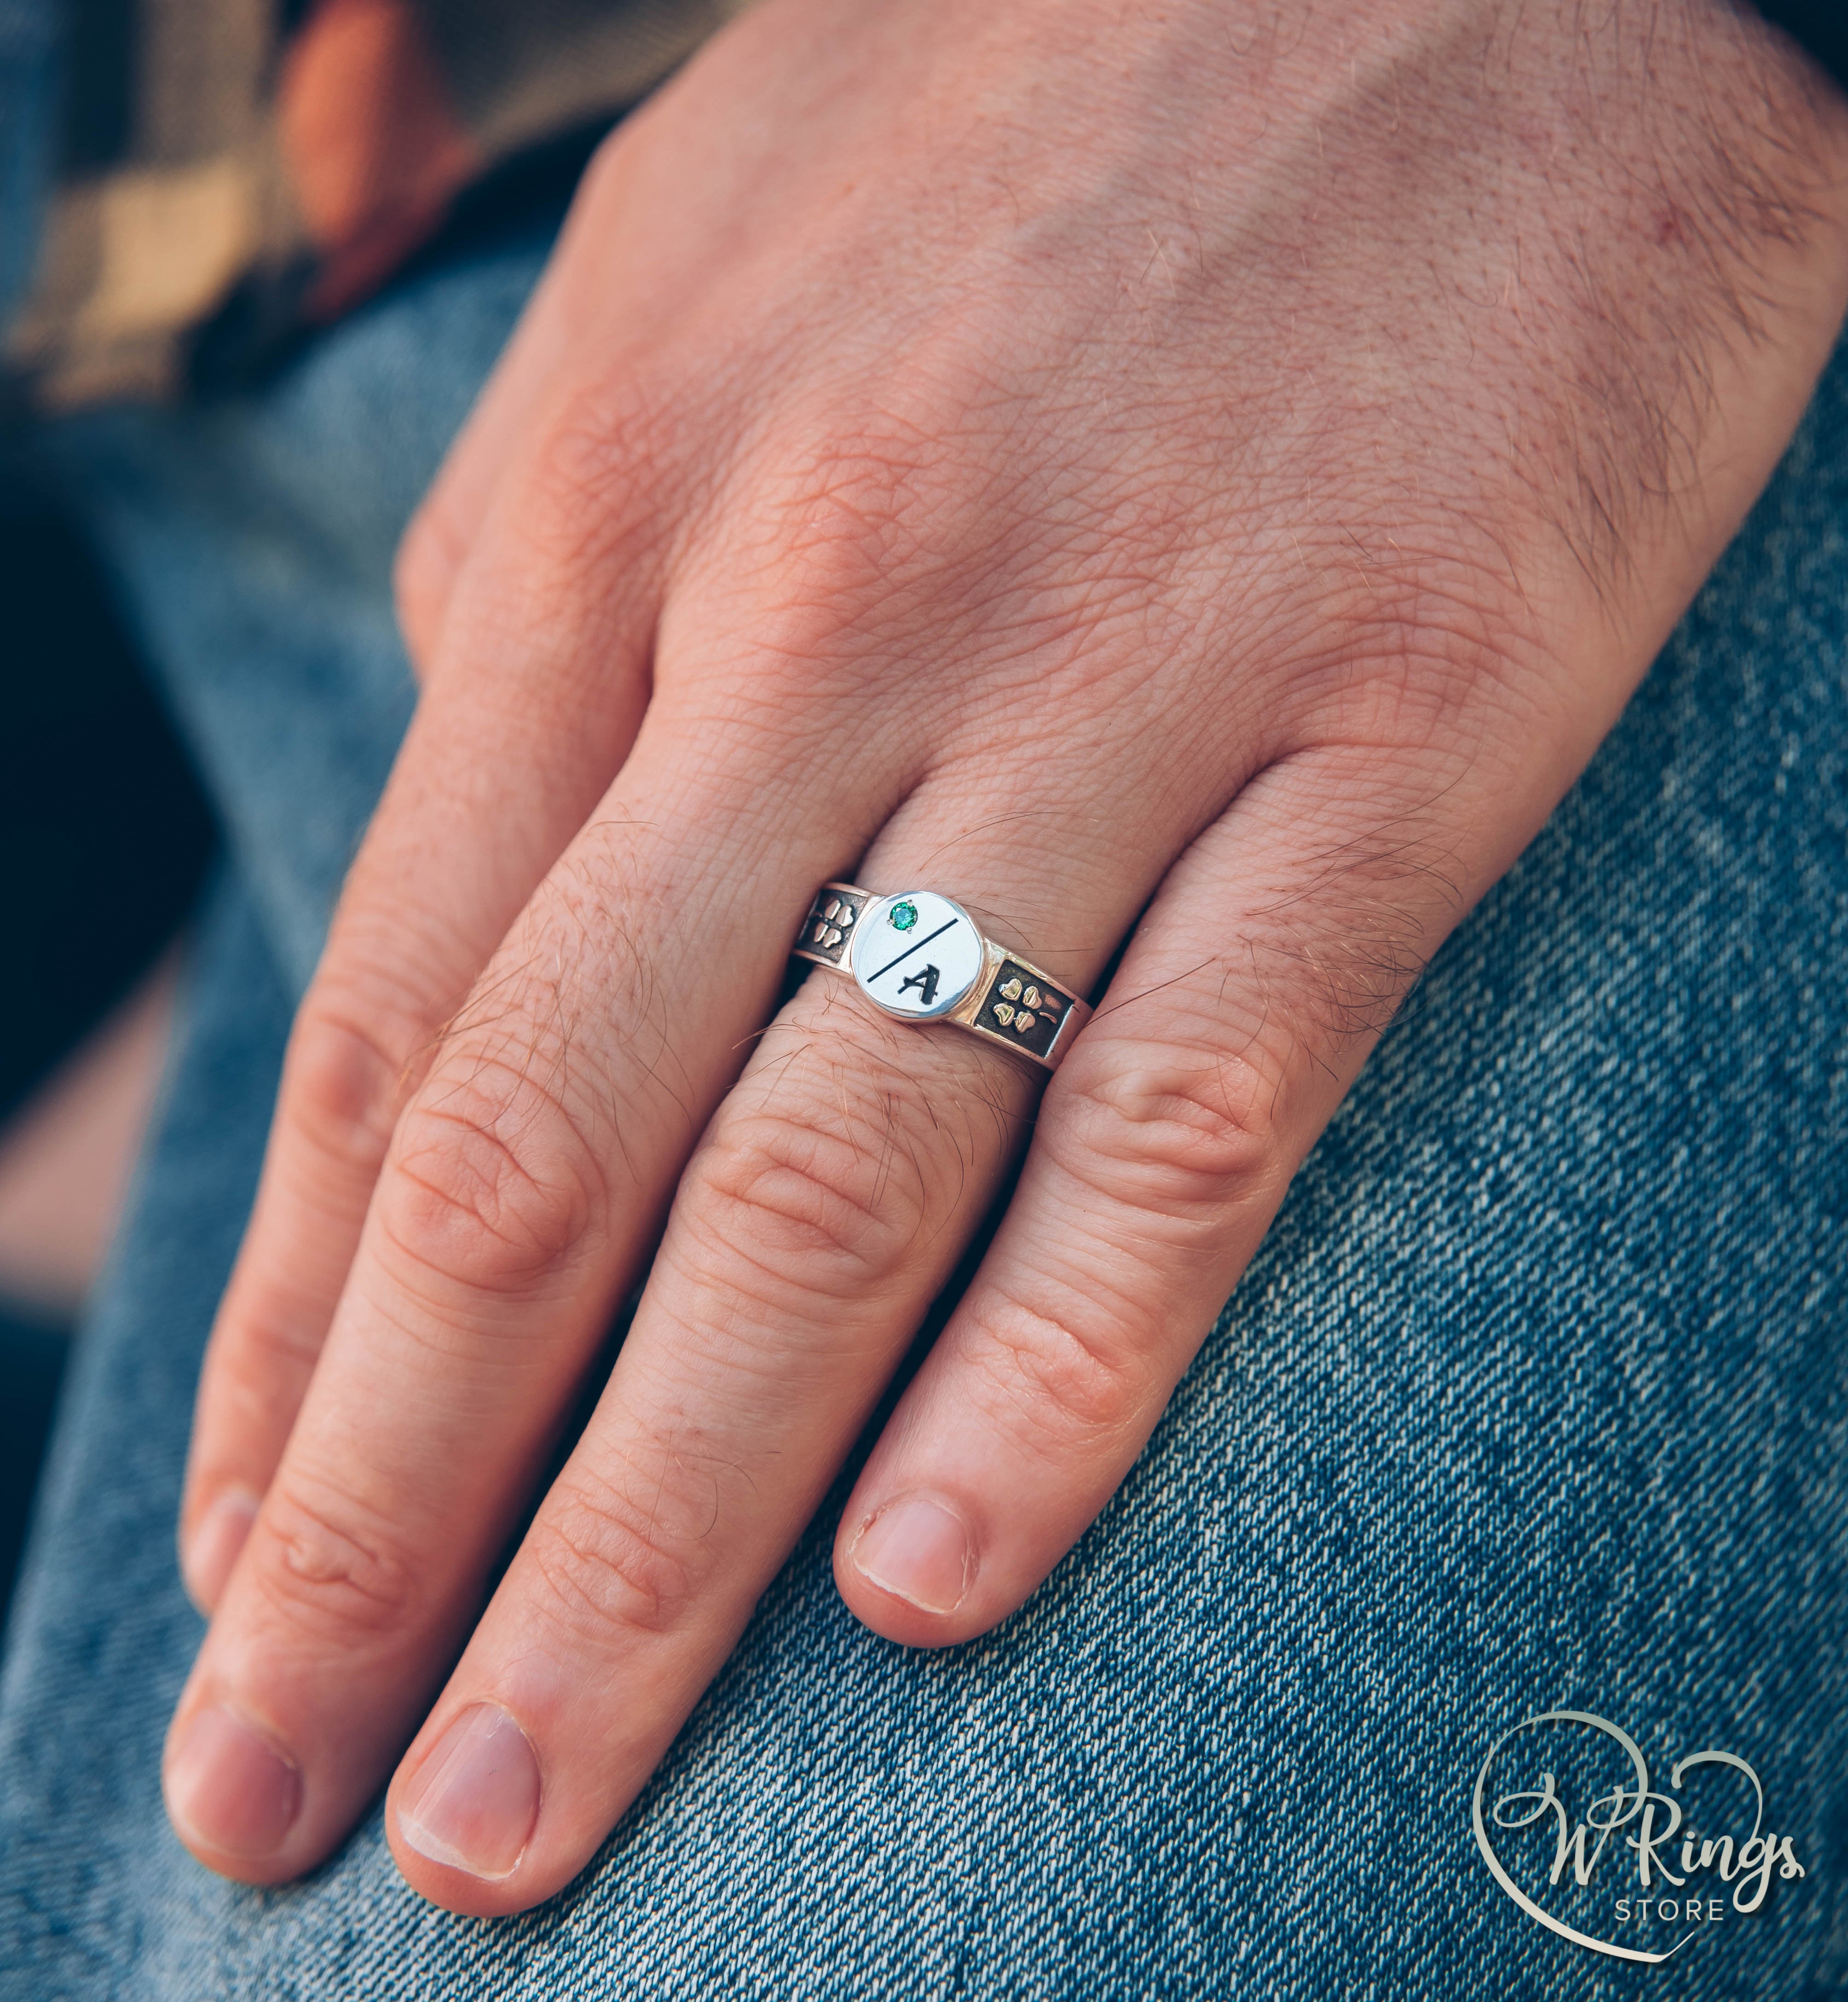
[849,890,985,1021]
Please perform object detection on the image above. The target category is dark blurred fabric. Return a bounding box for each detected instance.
[0,467,215,1130]
[0,1307,64,1608]
[0,459,216,1617]
[0,464,213,1129]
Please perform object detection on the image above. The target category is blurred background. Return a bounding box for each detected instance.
[0,452,215,1620]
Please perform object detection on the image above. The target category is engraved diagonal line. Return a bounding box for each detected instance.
[867,918,958,984]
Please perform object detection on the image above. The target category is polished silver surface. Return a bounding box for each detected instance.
[849,890,986,1021]
[791,880,1091,1071]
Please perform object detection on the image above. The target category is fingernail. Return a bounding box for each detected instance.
[398,1704,540,1881]
[183,1487,260,1613]
[165,1703,301,1859]
[851,1493,973,1614]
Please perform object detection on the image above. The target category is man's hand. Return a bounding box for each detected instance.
[160,0,1848,1914]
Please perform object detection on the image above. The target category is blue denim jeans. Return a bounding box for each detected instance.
[1,207,1846,1998]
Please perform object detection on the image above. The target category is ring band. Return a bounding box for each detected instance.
[791,882,1091,1071]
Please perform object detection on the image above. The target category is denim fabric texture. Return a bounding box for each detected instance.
[0,222,1845,1999]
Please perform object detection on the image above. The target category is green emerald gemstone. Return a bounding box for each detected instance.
[888,899,918,932]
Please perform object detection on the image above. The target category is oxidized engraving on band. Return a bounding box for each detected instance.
[790,884,868,970]
[966,956,1074,1064]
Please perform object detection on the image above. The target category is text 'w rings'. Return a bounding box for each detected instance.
[791,883,1091,1072]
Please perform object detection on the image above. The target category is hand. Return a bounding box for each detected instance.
[162,0,1848,1913]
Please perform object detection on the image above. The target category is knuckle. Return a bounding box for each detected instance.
[530,1466,706,1637]
[283,992,418,1181]
[255,1475,422,1641]
[962,1294,1144,1447]
[1053,1039,1282,1221]
[768,445,937,594]
[515,370,676,584]
[698,423,962,705]
[681,1082,931,1302]
[1296,545,1551,750]
[377,1045,607,1298]
[208,1286,324,1400]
